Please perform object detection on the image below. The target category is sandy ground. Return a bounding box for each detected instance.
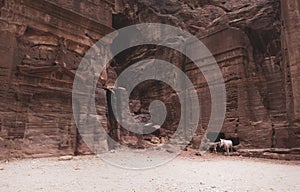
[0,150,299,192]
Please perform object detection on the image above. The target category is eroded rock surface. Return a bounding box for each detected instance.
[0,0,114,159]
[0,0,299,160]
[111,0,300,150]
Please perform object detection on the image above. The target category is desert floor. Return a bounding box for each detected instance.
[0,150,299,192]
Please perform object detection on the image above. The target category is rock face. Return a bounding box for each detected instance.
[0,0,113,159]
[281,0,300,145]
[0,0,299,160]
[111,0,300,149]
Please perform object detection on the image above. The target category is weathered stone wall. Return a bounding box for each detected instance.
[0,0,114,159]
[112,0,300,149]
[281,0,300,146]
[187,27,289,148]
[186,28,253,146]
[0,0,299,160]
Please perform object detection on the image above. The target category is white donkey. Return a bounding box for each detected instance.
[219,139,233,155]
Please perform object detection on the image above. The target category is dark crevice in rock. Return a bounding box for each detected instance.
[0,0,4,8]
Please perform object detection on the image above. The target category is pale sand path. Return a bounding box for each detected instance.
[0,151,299,192]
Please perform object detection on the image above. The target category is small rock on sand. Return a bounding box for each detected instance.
[58,155,73,161]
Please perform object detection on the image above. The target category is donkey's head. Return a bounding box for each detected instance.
[219,139,225,147]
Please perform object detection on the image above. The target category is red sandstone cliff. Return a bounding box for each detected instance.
[111,0,300,150]
[0,0,299,160]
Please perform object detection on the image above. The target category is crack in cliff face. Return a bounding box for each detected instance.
[0,0,4,8]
